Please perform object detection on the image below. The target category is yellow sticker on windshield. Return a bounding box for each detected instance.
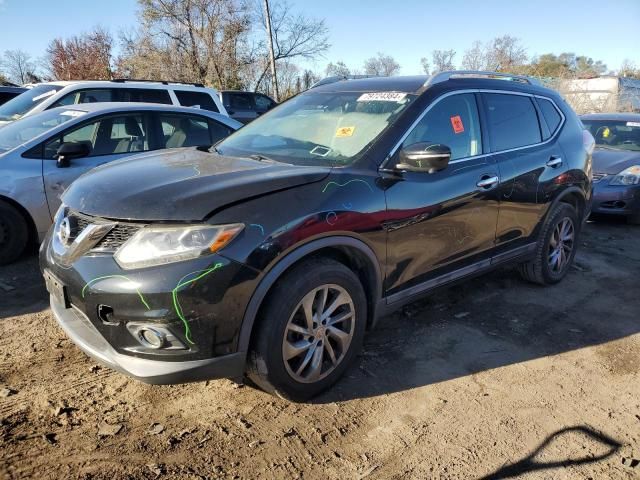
[336,126,355,137]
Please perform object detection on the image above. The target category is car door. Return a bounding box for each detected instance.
[479,92,568,250]
[383,92,501,299]
[42,112,154,216]
[225,93,257,124]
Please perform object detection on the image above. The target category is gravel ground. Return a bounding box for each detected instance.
[0,218,639,480]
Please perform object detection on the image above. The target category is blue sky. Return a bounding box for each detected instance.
[1,0,639,74]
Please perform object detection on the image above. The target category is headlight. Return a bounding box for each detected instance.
[114,224,244,270]
[610,165,640,186]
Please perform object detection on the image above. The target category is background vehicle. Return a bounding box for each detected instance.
[560,76,640,114]
[0,79,228,127]
[0,85,28,106]
[40,72,592,401]
[0,103,241,264]
[582,113,640,224]
[219,90,277,123]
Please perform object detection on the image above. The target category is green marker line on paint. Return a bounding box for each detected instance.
[82,275,150,310]
[172,262,224,345]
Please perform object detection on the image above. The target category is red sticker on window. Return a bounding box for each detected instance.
[450,115,464,134]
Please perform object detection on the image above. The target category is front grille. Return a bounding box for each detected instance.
[592,172,608,183]
[95,224,141,250]
[69,211,142,252]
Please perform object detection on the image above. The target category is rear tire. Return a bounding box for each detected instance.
[519,203,579,285]
[247,258,367,401]
[0,201,28,265]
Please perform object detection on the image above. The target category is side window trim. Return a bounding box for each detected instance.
[383,89,566,168]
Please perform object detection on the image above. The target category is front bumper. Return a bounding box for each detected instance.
[50,295,244,384]
[591,178,640,216]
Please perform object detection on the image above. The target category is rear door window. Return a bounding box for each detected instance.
[175,90,219,112]
[158,113,221,148]
[483,93,542,151]
[116,88,172,104]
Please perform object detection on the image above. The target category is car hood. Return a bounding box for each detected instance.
[592,147,640,175]
[62,148,331,221]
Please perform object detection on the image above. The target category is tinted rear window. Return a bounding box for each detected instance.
[175,90,219,112]
[484,93,542,151]
[117,88,172,104]
[537,98,562,137]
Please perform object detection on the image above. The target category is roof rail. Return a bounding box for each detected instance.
[425,70,541,88]
[109,78,206,88]
[309,74,381,89]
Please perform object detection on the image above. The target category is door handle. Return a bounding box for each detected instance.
[547,156,563,168]
[476,175,499,189]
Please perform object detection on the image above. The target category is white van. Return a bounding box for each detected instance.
[0,79,228,126]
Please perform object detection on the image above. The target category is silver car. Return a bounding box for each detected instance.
[0,103,241,264]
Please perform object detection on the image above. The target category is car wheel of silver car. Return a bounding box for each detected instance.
[247,258,366,401]
[0,201,29,265]
[519,203,580,285]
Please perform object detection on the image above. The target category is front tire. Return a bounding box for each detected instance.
[0,201,29,265]
[247,258,367,401]
[519,203,580,285]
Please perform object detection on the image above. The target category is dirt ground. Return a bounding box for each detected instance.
[0,217,639,480]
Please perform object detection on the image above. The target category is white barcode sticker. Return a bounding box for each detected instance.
[357,92,407,102]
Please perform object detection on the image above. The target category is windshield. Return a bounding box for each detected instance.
[0,84,64,122]
[216,91,416,166]
[582,119,640,151]
[0,108,87,154]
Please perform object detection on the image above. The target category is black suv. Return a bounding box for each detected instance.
[40,72,593,401]
[220,90,277,124]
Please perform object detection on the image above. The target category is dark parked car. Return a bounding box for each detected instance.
[219,90,277,123]
[581,113,640,224]
[41,71,593,401]
[0,85,27,106]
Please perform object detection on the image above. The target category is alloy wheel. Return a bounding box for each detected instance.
[281,284,355,383]
[548,217,575,273]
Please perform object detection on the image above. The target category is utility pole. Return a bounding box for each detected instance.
[263,0,279,102]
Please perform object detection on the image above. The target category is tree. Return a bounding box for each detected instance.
[619,59,640,79]
[325,61,350,77]
[486,35,527,71]
[575,56,606,78]
[419,57,430,75]
[363,52,400,76]
[461,41,487,70]
[2,50,37,85]
[47,27,113,80]
[431,49,456,73]
[252,0,329,91]
[461,36,527,73]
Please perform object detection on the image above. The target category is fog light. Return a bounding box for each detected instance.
[137,328,165,349]
[125,323,187,351]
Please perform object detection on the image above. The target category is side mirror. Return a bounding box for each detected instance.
[396,142,451,174]
[55,142,91,168]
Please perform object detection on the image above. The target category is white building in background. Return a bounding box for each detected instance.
[557,76,640,114]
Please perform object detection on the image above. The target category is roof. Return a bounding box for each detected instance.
[581,112,640,121]
[308,71,550,96]
[44,102,240,127]
[37,80,218,91]
[310,75,430,94]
